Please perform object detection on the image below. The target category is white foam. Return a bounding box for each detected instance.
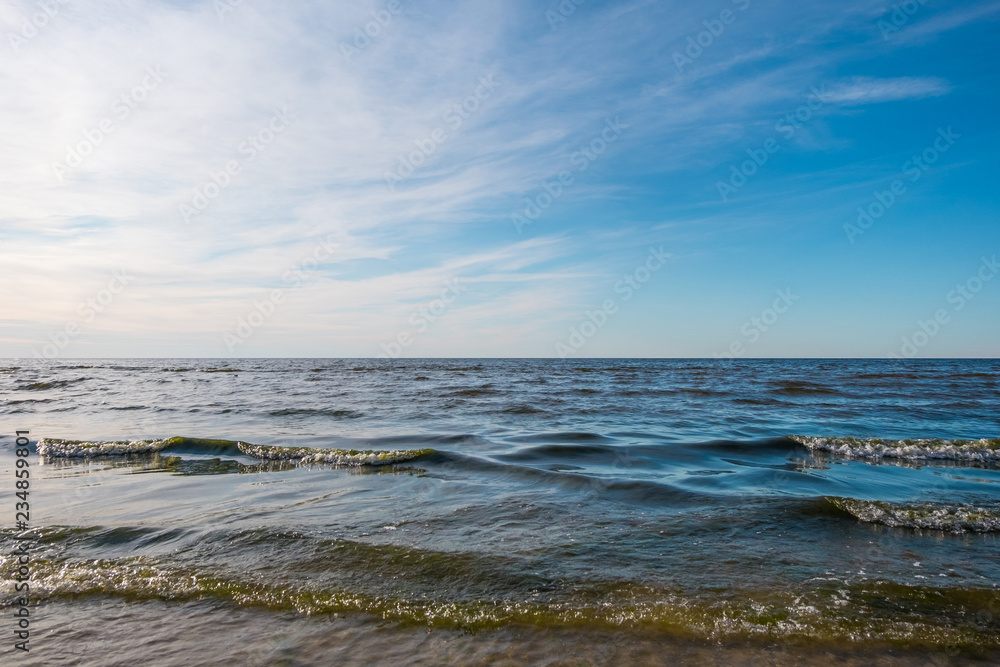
[829,497,1000,533]
[37,438,170,457]
[33,438,433,468]
[790,435,1000,463]
[237,443,432,467]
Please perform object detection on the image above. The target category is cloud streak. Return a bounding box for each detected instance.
[822,76,950,105]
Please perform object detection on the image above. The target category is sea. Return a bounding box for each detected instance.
[2,358,999,666]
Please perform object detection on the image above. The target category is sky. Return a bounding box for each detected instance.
[1,0,998,358]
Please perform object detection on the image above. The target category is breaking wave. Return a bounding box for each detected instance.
[789,435,1000,464]
[827,497,1000,533]
[35,437,434,467]
[238,443,433,466]
[2,530,998,648]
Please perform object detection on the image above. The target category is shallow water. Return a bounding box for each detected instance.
[2,358,999,664]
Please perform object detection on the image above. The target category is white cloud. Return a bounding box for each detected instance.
[823,76,950,105]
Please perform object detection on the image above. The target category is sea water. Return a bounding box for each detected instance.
[2,358,998,665]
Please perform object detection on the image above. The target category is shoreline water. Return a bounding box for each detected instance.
[20,598,1000,666]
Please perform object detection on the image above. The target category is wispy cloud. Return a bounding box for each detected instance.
[822,76,950,105]
[888,0,1000,44]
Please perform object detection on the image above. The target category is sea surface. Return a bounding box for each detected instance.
[2,358,999,666]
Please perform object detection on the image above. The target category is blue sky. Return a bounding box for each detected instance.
[1,0,998,358]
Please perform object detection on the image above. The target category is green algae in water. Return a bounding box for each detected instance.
[6,553,999,650]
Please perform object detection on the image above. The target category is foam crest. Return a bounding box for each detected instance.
[828,497,1000,533]
[37,438,170,457]
[238,443,434,466]
[35,437,434,468]
[790,435,1000,463]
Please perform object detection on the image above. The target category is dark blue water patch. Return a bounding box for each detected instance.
[732,397,787,406]
[605,431,677,442]
[445,386,499,398]
[18,378,90,390]
[855,372,928,380]
[680,437,806,456]
[678,388,730,397]
[269,408,364,419]
[421,450,709,505]
[770,381,842,396]
[498,443,624,463]
[506,432,619,444]
[496,404,549,415]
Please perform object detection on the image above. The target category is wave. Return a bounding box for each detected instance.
[426,450,703,505]
[771,382,839,396]
[3,532,999,647]
[499,443,621,463]
[446,387,498,398]
[496,403,549,415]
[18,378,88,390]
[827,497,1000,533]
[680,388,728,397]
[37,438,173,456]
[732,397,786,406]
[789,436,1000,464]
[507,432,617,444]
[854,372,927,380]
[239,443,433,466]
[268,408,363,419]
[35,437,434,467]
